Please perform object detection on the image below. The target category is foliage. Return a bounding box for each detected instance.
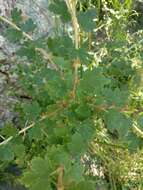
[0,0,143,190]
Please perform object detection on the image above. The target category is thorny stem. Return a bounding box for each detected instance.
[65,0,80,98]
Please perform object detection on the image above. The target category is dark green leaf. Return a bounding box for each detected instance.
[68,133,87,155]
[11,8,22,25]
[49,0,71,22]
[22,157,52,190]
[75,104,91,120]
[5,28,23,42]
[103,88,129,107]
[78,9,97,32]
[23,101,41,120]
[78,68,110,96]
[104,109,132,137]
[64,162,84,184]
[1,123,18,137]
[0,145,14,161]
[22,18,36,32]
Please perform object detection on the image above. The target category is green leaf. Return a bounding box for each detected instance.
[22,18,36,32]
[22,157,52,190]
[28,125,43,141]
[11,8,22,25]
[0,145,14,161]
[5,28,23,42]
[13,144,25,158]
[17,41,36,61]
[23,101,41,120]
[69,180,95,190]
[126,132,143,152]
[47,36,74,58]
[76,181,95,190]
[49,0,71,22]
[68,133,87,155]
[76,47,91,64]
[103,88,129,107]
[137,114,143,129]
[78,68,110,96]
[75,104,91,120]
[22,173,51,190]
[53,56,72,70]
[31,157,51,174]
[30,180,51,190]
[44,70,67,100]
[104,109,132,137]
[78,9,97,32]
[78,120,94,143]
[64,162,84,184]
[1,123,18,137]
[47,145,70,169]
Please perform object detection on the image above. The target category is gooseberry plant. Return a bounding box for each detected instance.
[0,0,143,189]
